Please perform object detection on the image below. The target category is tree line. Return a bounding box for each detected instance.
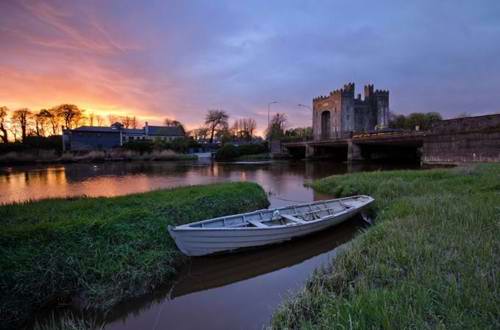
[189,109,257,143]
[0,105,140,143]
[0,105,313,145]
[388,112,443,131]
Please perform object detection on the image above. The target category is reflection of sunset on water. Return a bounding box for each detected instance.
[0,161,417,206]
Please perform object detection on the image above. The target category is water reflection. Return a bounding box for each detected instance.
[2,160,417,329]
[104,219,365,330]
[0,160,415,207]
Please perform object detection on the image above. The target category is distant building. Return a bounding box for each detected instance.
[312,83,389,140]
[62,122,184,151]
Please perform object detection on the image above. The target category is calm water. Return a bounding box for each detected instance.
[0,160,417,329]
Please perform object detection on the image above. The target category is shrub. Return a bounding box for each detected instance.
[0,136,62,155]
[122,140,154,153]
[215,144,240,160]
[215,142,268,161]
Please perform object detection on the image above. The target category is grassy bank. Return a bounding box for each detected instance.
[0,182,269,328]
[0,149,196,165]
[272,164,499,329]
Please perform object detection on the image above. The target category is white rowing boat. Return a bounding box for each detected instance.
[168,195,374,256]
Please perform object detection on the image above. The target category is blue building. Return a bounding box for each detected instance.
[62,122,184,151]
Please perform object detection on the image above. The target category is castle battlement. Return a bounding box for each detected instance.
[314,82,357,101]
[312,82,390,140]
[313,95,329,102]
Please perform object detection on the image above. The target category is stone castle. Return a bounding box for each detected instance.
[312,83,389,140]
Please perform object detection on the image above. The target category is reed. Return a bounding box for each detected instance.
[271,164,500,329]
[0,149,196,164]
[0,182,269,329]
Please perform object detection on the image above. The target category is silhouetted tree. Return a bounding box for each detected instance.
[164,118,185,134]
[266,113,287,139]
[285,127,313,140]
[231,118,257,141]
[47,108,61,134]
[107,114,119,126]
[54,104,83,129]
[205,110,229,143]
[121,116,133,128]
[12,108,32,142]
[87,112,96,126]
[36,109,55,136]
[191,126,210,141]
[129,116,138,129]
[389,112,442,131]
[0,106,9,143]
[242,118,257,140]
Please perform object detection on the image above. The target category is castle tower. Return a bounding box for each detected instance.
[312,83,389,140]
[374,90,389,129]
[364,84,374,100]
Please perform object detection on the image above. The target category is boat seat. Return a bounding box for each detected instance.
[281,214,307,224]
[247,219,267,228]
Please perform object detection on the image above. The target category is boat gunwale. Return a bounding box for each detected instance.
[169,195,374,232]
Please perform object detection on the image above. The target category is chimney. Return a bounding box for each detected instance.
[145,121,149,136]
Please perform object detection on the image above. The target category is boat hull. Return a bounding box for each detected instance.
[168,197,372,256]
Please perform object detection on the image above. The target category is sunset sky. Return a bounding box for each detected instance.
[1,0,500,134]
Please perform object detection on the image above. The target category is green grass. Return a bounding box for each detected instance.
[0,182,269,329]
[271,164,500,329]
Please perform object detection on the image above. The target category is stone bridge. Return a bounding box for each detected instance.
[282,114,500,165]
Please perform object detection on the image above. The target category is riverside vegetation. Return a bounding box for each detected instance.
[272,164,499,329]
[0,149,196,164]
[0,182,269,329]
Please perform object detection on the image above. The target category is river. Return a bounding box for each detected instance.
[0,160,418,329]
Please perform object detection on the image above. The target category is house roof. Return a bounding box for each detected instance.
[148,126,184,136]
[69,125,184,137]
[122,128,144,135]
[73,126,121,133]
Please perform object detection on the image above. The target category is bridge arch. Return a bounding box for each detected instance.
[321,111,331,139]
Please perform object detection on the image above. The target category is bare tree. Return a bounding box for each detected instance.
[88,113,96,126]
[205,110,229,143]
[95,115,105,126]
[266,113,287,139]
[108,115,120,126]
[36,109,56,136]
[229,118,256,140]
[0,106,9,143]
[34,111,47,136]
[246,118,257,139]
[54,104,82,129]
[47,108,61,135]
[121,116,132,128]
[12,108,32,142]
[230,120,241,139]
[130,116,138,129]
[9,122,19,142]
[164,118,186,134]
[191,126,210,141]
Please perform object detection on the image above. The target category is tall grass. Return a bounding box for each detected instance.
[271,164,500,329]
[0,182,269,329]
[0,149,196,164]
